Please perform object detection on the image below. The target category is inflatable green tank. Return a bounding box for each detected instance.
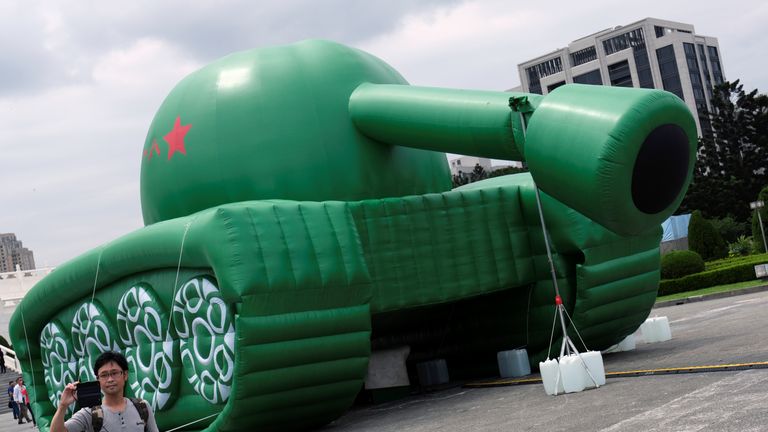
[11,40,696,431]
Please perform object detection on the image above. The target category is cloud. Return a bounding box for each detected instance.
[1,37,200,265]
[1,0,767,267]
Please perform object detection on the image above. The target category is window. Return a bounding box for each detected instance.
[708,46,724,85]
[684,42,708,130]
[603,28,646,55]
[525,57,564,94]
[573,69,602,85]
[602,28,653,88]
[634,46,654,89]
[608,60,633,87]
[697,44,713,98]
[570,46,597,67]
[656,45,684,100]
[526,67,542,94]
[547,81,565,93]
[654,26,672,38]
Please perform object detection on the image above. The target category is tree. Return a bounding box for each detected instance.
[688,210,727,261]
[451,163,489,188]
[678,80,768,222]
[470,163,488,182]
[488,165,528,178]
[709,215,749,244]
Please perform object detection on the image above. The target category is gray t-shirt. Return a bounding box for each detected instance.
[64,398,159,432]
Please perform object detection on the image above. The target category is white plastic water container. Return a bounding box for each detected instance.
[416,359,449,386]
[364,346,411,389]
[580,351,606,387]
[498,349,531,378]
[640,318,658,343]
[602,334,636,354]
[617,334,636,351]
[640,316,672,343]
[539,358,563,395]
[559,355,587,393]
[654,316,672,341]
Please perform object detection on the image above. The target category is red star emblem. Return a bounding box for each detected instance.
[164,116,192,160]
[143,139,161,160]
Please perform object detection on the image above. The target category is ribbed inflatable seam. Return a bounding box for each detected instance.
[578,268,660,303]
[295,203,324,287]
[237,357,369,394]
[577,289,658,318]
[270,203,299,290]
[244,206,271,292]
[439,192,462,303]
[239,331,371,373]
[479,187,504,289]
[237,304,370,345]
[233,379,361,415]
[401,197,426,301]
[322,202,352,288]
[422,194,445,293]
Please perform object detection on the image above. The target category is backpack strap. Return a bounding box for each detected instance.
[129,398,149,432]
[91,399,149,432]
[91,405,104,432]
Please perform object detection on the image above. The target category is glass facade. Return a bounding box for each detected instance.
[608,60,633,87]
[603,28,645,55]
[573,69,602,85]
[634,44,654,89]
[697,44,713,99]
[708,46,724,85]
[656,45,684,100]
[527,68,542,94]
[525,57,563,95]
[602,28,653,88]
[684,43,711,135]
[654,25,672,37]
[547,81,566,93]
[570,46,597,67]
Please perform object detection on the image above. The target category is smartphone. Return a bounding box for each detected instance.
[75,381,102,409]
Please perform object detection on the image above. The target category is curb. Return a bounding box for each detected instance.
[653,283,768,308]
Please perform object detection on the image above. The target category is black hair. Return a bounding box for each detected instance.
[93,351,129,376]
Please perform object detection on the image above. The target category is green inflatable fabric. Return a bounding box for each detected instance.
[10,39,696,432]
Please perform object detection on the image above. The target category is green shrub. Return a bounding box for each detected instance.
[659,260,766,296]
[706,253,768,271]
[660,250,705,280]
[689,210,727,261]
[728,235,754,257]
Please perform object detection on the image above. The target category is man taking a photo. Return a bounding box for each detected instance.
[51,351,159,432]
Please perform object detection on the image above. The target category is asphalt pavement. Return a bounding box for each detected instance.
[2,289,766,432]
[326,290,768,432]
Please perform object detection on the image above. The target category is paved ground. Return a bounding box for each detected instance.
[1,290,766,431]
[325,291,768,432]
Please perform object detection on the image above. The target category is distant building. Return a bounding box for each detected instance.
[449,156,493,177]
[517,18,725,137]
[0,233,35,272]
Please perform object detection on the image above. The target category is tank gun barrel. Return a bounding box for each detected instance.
[350,83,697,236]
[349,83,542,160]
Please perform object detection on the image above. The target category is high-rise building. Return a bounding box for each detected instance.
[517,18,725,137]
[0,233,35,272]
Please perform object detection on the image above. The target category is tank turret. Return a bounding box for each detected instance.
[141,39,696,235]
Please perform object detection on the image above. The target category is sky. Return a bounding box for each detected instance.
[2,0,767,267]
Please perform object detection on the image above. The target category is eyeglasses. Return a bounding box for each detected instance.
[97,370,125,381]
